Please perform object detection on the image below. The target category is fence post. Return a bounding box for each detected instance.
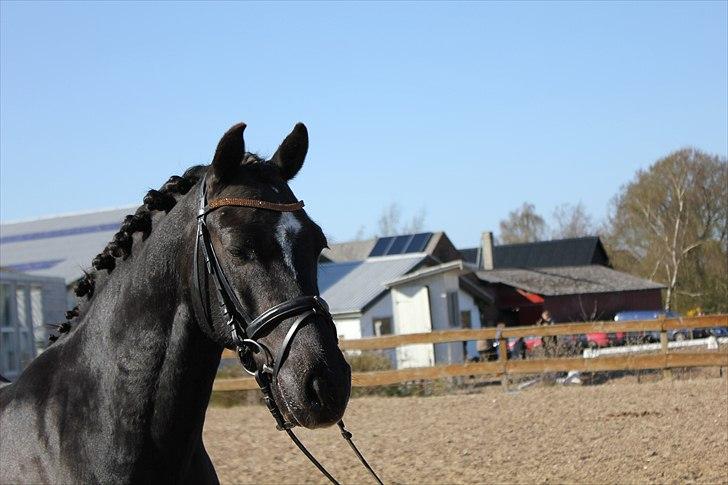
[496,323,508,391]
[660,322,672,380]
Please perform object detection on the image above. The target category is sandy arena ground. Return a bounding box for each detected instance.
[203,376,728,484]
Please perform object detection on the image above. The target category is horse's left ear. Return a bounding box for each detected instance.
[271,123,308,180]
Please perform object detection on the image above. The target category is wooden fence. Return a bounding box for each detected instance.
[213,314,728,391]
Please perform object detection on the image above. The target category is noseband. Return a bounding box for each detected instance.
[192,174,383,485]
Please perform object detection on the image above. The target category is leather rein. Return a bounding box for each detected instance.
[192,175,383,485]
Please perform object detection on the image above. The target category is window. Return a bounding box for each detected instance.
[1,284,12,328]
[15,287,33,369]
[373,317,393,336]
[1,284,18,376]
[15,287,28,327]
[0,284,43,377]
[460,310,472,329]
[446,292,460,328]
[30,287,46,354]
[1,332,15,375]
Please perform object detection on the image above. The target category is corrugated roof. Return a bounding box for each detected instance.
[460,236,608,268]
[318,260,361,293]
[0,207,133,284]
[321,239,376,263]
[476,265,664,296]
[320,254,426,315]
[459,247,480,266]
[384,260,464,287]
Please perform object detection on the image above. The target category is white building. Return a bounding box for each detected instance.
[0,270,67,380]
[386,260,491,368]
[1,207,133,295]
[319,238,494,368]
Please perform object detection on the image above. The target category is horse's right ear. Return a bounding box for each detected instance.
[211,123,246,181]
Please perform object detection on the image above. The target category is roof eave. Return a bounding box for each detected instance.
[384,260,465,287]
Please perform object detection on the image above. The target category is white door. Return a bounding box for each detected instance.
[394,286,434,368]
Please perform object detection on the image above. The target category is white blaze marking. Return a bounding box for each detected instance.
[276,212,302,279]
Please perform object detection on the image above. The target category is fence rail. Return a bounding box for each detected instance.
[214,314,728,392]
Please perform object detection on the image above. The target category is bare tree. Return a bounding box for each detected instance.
[499,202,546,244]
[551,202,594,239]
[377,203,427,236]
[402,207,426,234]
[377,203,401,237]
[606,148,728,311]
[353,225,367,241]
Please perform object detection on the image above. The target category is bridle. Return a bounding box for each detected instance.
[192,174,383,485]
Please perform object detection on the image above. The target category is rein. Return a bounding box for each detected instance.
[192,175,383,485]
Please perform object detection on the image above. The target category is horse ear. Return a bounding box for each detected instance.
[211,123,246,180]
[271,123,308,181]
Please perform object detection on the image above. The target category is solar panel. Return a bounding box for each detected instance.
[405,232,432,253]
[368,232,433,257]
[368,237,395,257]
[386,235,412,255]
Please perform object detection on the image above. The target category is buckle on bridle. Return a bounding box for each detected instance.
[237,339,273,376]
[312,295,330,315]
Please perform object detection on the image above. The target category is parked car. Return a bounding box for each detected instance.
[585,324,625,348]
[613,310,680,343]
[506,335,584,356]
[506,336,542,355]
[707,327,728,338]
[675,325,728,340]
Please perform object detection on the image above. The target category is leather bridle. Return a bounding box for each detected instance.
[192,174,383,485]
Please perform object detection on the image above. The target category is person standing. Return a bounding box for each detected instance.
[536,310,557,357]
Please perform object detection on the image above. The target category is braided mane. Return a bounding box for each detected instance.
[49,164,213,342]
[48,153,269,343]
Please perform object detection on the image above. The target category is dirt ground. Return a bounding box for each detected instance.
[203,376,728,484]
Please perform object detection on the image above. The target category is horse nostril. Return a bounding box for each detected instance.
[306,375,327,408]
[292,366,350,428]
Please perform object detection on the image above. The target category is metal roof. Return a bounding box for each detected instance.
[476,265,664,296]
[384,260,464,287]
[319,254,426,315]
[321,239,376,263]
[0,268,67,285]
[1,207,133,284]
[460,236,609,269]
[318,260,361,293]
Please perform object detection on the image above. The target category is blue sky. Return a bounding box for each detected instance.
[1,1,726,248]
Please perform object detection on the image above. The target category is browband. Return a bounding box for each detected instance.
[207,197,304,213]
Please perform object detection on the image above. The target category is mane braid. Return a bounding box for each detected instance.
[51,164,209,344]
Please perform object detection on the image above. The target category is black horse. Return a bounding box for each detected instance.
[0,122,352,483]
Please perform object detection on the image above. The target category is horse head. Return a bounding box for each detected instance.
[194,122,351,429]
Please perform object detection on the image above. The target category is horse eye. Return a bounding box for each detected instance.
[232,245,256,262]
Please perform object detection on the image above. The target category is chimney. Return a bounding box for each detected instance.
[481,231,494,270]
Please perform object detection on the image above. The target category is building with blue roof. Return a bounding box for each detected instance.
[1,207,133,285]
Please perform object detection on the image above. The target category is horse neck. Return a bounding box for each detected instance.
[69,191,222,478]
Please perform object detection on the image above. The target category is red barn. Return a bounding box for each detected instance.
[460,235,664,325]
